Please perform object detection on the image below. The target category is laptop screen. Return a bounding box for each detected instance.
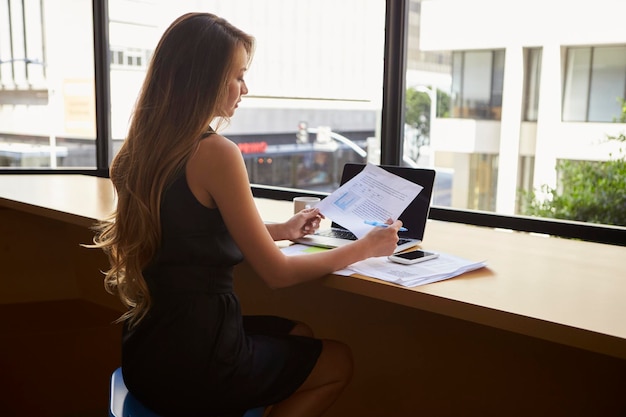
[331,163,436,242]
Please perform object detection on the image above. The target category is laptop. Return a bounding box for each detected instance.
[293,163,436,253]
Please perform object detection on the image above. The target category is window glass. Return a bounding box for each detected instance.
[490,50,505,118]
[404,2,452,206]
[0,1,96,169]
[107,0,385,193]
[562,47,591,122]
[563,46,626,123]
[523,48,542,121]
[414,0,626,232]
[408,48,502,211]
[448,50,503,121]
[7,0,624,241]
[462,51,493,119]
[450,52,463,117]
[588,46,626,122]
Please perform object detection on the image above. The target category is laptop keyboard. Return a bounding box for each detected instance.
[318,228,412,246]
[318,228,357,240]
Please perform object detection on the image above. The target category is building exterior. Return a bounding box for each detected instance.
[407,0,451,91]
[420,0,626,214]
[0,0,389,190]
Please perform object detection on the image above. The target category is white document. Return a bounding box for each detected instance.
[315,163,423,238]
[334,251,487,287]
[281,243,487,288]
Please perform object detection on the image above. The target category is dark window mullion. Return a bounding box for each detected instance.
[380,0,408,166]
[93,0,112,176]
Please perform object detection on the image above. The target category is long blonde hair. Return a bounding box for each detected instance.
[92,13,254,327]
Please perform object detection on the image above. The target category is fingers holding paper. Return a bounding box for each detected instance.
[360,219,404,257]
[283,207,324,240]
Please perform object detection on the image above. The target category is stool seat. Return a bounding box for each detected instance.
[109,367,265,417]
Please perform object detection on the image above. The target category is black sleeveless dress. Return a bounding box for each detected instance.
[121,172,322,417]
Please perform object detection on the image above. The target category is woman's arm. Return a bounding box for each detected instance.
[186,134,401,288]
[265,208,323,241]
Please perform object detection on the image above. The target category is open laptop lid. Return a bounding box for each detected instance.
[332,163,436,242]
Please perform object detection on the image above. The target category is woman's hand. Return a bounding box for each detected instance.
[358,219,403,258]
[285,208,324,239]
[266,208,324,241]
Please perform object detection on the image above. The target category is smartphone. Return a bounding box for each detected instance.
[388,250,439,265]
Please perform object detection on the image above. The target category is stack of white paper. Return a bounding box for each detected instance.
[333,251,487,287]
[280,244,486,288]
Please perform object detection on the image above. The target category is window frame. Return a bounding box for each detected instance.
[1,0,624,246]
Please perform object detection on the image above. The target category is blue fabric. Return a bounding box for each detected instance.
[110,367,266,417]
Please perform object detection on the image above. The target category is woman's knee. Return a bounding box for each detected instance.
[289,321,314,337]
[324,340,353,383]
[288,324,353,384]
[306,340,353,389]
[269,341,353,415]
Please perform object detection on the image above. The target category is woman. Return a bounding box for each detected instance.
[93,12,402,417]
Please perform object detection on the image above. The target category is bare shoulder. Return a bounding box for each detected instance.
[191,133,243,173]
[186,132,248,207]
[197,132,240,158]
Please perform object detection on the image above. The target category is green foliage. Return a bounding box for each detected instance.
[524,158,626,226]
[523,99,626,227]
[405,87,451,137]
[616,97,626,123]
[405,88,431,134]
[436,89,451,118]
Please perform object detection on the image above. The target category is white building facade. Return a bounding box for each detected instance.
[420,0,626,214]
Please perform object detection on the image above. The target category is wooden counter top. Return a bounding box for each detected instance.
[0,174,116,227]
[254,196,626,359]
[2,174,625,359]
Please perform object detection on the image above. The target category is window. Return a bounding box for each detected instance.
[110,47,150,69]
[409,0,625,243]
[110,48,124,66]
[563,45,626,122]
[588,46,626,122]
[107,0,385,193]
[451,50,504,120]
[2,0,624,245]
[523,48,542,122]
[404,48,504,212]
[0,0,96,168]
[0,0,46,88]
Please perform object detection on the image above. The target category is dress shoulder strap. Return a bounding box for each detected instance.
[201,129,215,139]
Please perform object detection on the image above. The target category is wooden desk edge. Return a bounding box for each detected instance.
[322,273,626,360]
[0,197,97,228]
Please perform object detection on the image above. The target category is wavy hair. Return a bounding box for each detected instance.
[91,13,254,327]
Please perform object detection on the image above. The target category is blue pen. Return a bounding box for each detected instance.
[364,220,408,232]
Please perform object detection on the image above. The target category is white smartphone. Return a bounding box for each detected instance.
[388,250,439,265]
